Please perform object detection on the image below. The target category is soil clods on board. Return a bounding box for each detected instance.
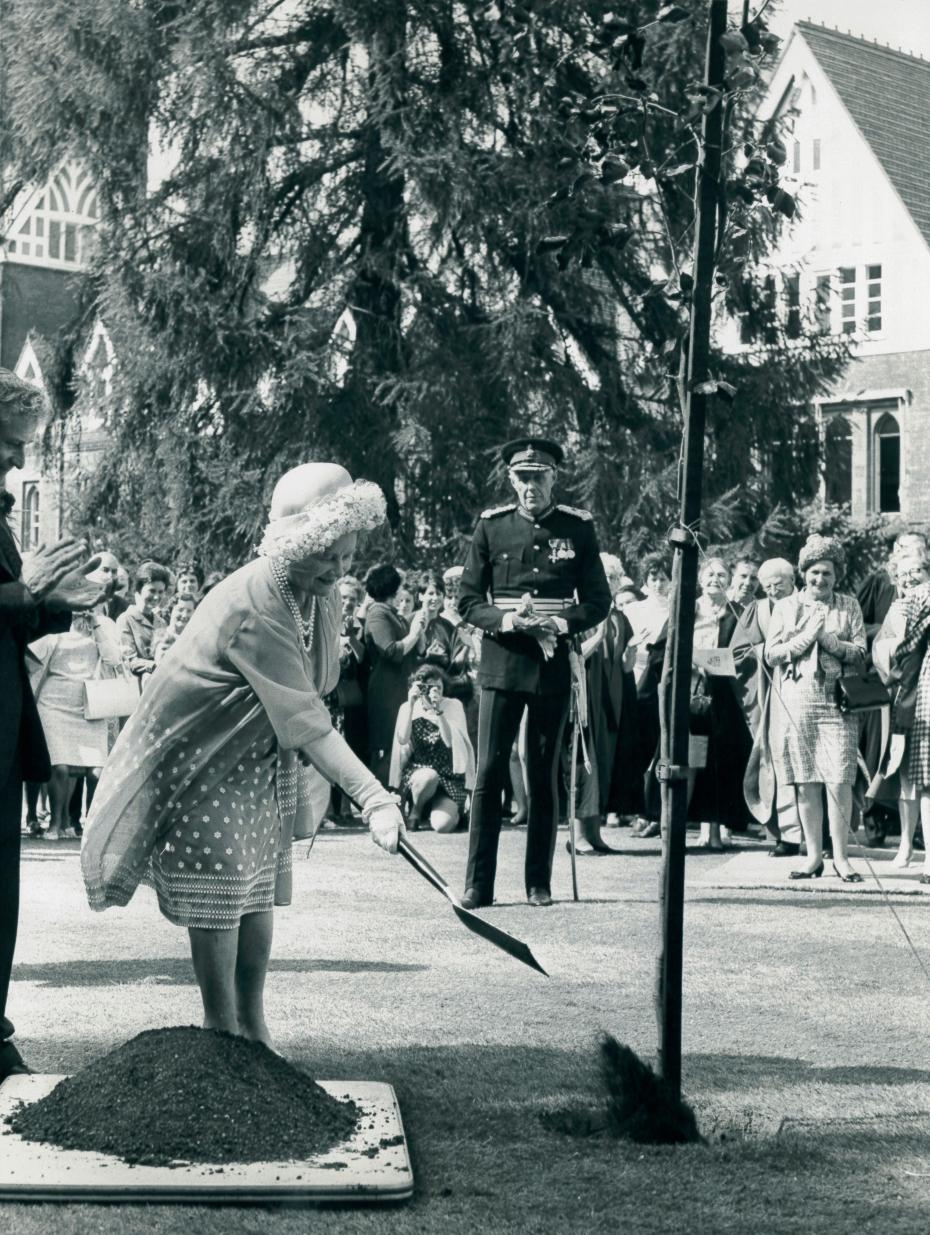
[6,1026,360,1166]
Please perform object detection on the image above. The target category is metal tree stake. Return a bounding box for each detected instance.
[656,0,728,1100]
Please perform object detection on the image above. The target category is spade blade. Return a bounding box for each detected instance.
[397,838,547,976]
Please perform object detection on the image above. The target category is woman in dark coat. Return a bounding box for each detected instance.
[570,554,633,854]
[364,564,425,784]
[687,557,753,848]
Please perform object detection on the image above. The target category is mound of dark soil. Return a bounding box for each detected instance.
[7,1026,360,1166]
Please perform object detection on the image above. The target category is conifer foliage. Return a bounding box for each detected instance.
[3,1,849,568]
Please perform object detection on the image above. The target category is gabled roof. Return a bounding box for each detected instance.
[797,22,930,249]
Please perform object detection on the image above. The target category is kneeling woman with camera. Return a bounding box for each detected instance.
[390,666,475,832]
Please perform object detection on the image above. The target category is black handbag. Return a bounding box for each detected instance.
[835,671,892,714]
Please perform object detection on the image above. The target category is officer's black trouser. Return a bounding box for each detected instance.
[0,756,22,1032]
[466,688,569,898]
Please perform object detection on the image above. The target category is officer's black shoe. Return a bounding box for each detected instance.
[769,841,801,858]
[0,1040,31,1081]
[527,887,553,907]
[460,888,492,910]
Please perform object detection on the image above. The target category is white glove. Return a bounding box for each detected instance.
[366,801,406,854]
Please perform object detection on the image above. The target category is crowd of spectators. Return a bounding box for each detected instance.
[18,530,930,885]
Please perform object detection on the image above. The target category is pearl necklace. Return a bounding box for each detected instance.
[270,557,316,652]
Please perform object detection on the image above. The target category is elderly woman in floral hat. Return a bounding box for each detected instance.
[82,463,406,1045]
[764,534,866,882]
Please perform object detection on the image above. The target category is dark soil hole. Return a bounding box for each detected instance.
[540,1036,704,1146]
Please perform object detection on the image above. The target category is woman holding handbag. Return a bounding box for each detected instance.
[27,609,122,840]
[765,535,867,882]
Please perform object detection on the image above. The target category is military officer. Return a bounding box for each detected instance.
[458,438,612,908]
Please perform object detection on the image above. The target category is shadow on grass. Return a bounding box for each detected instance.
[686,1052,930,1089]
[685,894,905,910]
[15,1040,929,1232]
[12,957,428,987]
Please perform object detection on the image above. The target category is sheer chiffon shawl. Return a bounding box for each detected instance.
[82,558,341,911]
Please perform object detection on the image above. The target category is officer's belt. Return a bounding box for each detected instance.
[493,597,575,615]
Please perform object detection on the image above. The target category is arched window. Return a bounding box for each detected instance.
[21,483,40,552]
[874,412,901,513]
[4,162,98,268]
[823,414,852,506]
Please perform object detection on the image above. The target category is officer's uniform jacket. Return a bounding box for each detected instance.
[458,503,611,695]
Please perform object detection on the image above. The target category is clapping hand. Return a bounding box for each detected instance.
[21,538,88,599]
[45,555,111,611]
[408,609,426,637]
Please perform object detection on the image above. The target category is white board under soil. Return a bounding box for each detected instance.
[0,1074,413,1204]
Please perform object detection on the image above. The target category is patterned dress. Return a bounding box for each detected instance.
[765,590,866,785]
[400,716,467,808]
[82,559,354,930]
[893,585,930,789]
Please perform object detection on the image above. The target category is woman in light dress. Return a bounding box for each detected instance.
[82,464,406,1045]
[764,535,867,882]
[29,609,122,839]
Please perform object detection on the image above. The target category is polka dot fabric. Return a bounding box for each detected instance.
[82,558,340,928]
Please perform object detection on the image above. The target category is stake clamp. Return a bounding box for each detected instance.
[656,762,690,783]
[667,525,696,550]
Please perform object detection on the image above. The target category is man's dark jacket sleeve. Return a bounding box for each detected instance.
[0,527,71,785]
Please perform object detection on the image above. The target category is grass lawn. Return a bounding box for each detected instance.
[5,826,930,1233]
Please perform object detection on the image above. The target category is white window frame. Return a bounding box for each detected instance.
[816,391,910,515]
[2,162,98,271]
[21,482,41,553]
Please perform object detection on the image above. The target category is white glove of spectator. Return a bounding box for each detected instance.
[365,800,406,854]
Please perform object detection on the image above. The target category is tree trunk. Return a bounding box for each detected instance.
[346,7,408,530]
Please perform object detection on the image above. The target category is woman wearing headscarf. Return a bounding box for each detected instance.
[764,534,867,882]
[873,551,930,878]
[82,464,406,1045]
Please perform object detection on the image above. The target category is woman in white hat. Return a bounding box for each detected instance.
[82,463,406,1045]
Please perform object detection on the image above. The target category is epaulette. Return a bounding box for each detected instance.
[480,503,517,519]
[556,503,593,521]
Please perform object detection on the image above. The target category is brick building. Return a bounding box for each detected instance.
[732,23,930,520]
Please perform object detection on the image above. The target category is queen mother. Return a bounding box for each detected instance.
[82,464,406,1045]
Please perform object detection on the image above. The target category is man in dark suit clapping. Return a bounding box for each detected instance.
[0,370,109,1080]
